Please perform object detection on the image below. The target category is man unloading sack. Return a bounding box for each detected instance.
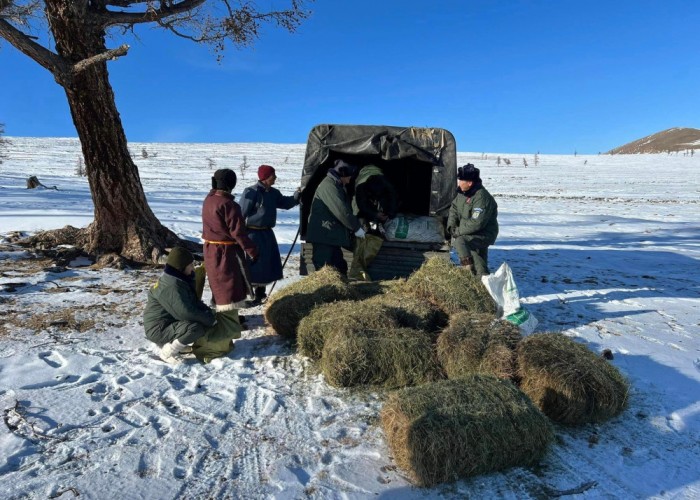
[306,159,364,275]
[348,164,398,280]
[447,164,499,276]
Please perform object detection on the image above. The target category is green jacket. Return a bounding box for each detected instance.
[143,267,216,344]
[306,172,360,248]
[447,185,499,245]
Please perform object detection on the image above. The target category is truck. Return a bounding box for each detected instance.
[299,124,458,280]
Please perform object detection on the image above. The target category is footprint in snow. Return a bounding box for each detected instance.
[38,350,65,369]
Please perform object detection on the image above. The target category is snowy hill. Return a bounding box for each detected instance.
[1,137,699,499]
[607,127,700,154]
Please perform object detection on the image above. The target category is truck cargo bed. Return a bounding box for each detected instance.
[300,240,450,281]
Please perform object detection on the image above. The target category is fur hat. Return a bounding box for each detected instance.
[333,159,357,178]
[212,169,237,191]
[258,165,276,181]
[457,163,480,182]
[166,247,194,273]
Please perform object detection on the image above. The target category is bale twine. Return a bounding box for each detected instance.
[264,266,354,338]
[321,327,442,389]
[399,257,496,315]
[381,375,554,487]
[365,292,448,334]
[297,300,400,361]
[517,333,630,425]
[437,312,521,380]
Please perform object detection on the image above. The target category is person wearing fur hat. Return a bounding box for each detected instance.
[202,168,259,310]
[446,163,499,276]
[306,159,364,275]
[143,247,217,364]
[240,165,301,305]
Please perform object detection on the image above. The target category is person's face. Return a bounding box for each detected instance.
[183,262,195,276]
[458,179,473,191]
[263,174,277,187]
[340,176,352,185]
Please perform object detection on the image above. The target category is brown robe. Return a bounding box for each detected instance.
[202,189,258,308]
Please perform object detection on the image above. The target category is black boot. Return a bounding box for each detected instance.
[254,286,267,304]
[246,286,267,307]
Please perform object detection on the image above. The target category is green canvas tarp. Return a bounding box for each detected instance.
[299,124,457,238]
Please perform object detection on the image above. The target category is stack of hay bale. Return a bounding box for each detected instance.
[263,257,630,487]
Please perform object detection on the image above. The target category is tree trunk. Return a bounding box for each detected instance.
[38,0,188,263]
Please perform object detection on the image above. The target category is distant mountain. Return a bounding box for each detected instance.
[607,127,700,154]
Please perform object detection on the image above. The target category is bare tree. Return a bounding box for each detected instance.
[75,156,86,176]
[0,122,9,164]
[0,1,310,264]
[239,155,249,181]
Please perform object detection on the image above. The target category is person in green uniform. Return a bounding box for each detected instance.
[143,247,216,364]
[305,159,365,275]
[446,164,499,276]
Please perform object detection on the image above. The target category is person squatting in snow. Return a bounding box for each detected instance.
[240,164,300,306]
[143,247,217,364]
[446,163,499,276]
[202,168,259,311]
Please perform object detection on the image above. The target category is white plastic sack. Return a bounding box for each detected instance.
[481,262,538,335]
[383,214,445,243]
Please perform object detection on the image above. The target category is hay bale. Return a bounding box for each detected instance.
[297,300,400,361]
[365,293,448,333]
[437,312,521,380]
[381,375,554,487]
[517,333,630,424]
[348,280,395,300]
[400,257,497,315]
[321,327,442,389]
[264,267,354,338]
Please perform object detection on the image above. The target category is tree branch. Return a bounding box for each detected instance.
[72,43,130,73]
[0,18,68,76]
[100,0,206,27]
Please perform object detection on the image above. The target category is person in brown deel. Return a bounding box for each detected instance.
[202,169,259,312]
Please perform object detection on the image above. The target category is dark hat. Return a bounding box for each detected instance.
[166,247,194,273]
[333,159,357,178]
[212,168,237,191]
[258,165,276,181]
[457,163,480,182]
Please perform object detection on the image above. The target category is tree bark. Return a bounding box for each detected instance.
[37,0,188,263]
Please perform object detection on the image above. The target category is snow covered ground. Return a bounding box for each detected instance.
[1,137,699,499]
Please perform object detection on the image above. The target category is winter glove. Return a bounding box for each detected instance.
[354,227,366,239]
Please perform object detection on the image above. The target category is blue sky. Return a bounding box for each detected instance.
[1,0,699,153]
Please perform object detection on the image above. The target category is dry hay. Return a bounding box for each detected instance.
[364,293,448,334]
[437,312,521,380]
[381,375,554,487]
[347,280,395,300]
[321,326,443,389]
[6,307,97,334]
[297,300,400,361]
[517,333,630,425]
[264,266,354,338]
[398,257,496,315]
